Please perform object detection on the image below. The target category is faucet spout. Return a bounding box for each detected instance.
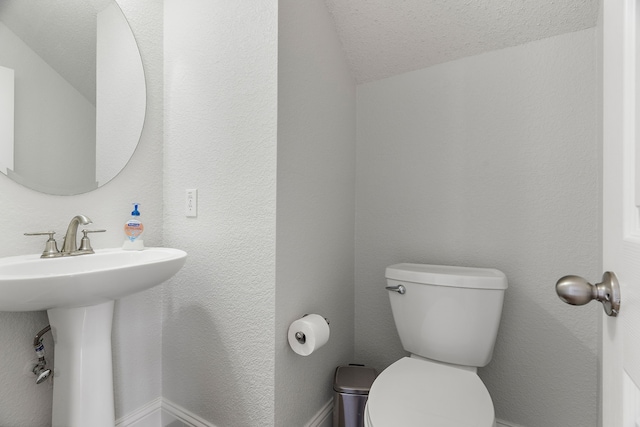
[61,215,92,255]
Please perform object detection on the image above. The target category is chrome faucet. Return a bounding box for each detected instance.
[25,215,106,258]
[61,215,92,255]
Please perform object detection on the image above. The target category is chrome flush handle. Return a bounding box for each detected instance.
[385,284,406,295]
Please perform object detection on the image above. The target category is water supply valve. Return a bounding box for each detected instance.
[32,325,52,384]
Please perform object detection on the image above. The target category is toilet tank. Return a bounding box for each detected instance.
[386,263,507,367]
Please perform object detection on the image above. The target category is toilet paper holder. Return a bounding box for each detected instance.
[294,314,330,344]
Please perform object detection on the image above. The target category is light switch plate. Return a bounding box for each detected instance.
[186,189,197,217]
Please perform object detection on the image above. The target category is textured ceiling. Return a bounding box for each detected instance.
[322,0,600,83]
[2,1,600,93]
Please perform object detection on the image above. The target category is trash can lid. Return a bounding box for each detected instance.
[333,365,378,395]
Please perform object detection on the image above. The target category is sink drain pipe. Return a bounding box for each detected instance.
[33,325,52,384]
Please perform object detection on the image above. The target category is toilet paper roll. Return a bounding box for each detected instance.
[288,314,330,356]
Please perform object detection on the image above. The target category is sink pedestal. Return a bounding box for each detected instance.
[48,301,116,427]
[0,247,187,426]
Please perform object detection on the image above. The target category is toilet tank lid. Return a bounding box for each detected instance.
[386,263,507,290]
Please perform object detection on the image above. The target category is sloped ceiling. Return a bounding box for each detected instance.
[322,0,600,83]
[0,0,112,105]
[1,1,600,94]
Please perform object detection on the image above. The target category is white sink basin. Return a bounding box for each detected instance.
[0,246,187,426]
[0,247,187,311]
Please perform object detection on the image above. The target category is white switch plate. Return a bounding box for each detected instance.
[186,189,197,217]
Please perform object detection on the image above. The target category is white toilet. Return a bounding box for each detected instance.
[364,263,507,427]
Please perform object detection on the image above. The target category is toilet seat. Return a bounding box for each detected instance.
[365,357,495,427]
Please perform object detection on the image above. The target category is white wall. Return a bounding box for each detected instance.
[0,0,164,424]
[276,0,356,425]
[162,1,278,426]
[355,28,600,427]
[0,4,601,427]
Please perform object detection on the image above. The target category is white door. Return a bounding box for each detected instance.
[603,0,640,425]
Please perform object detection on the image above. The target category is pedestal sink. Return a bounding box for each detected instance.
[0,247,187,427]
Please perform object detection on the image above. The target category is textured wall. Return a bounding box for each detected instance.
[275,0,356,425]
[162,0,278,426]
[0,4,603,427]
[355,29,600,427]
[0,0,164,424]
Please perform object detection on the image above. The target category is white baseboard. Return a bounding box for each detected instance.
[161,399,219,427]
[116,398,163,427]
[116,397,218,427]
[496,420,526,427]
[298,398,529,427]
[304,398,333,427]
[118,396,516,427]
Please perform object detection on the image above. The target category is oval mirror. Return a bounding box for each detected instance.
[0,0,146,195]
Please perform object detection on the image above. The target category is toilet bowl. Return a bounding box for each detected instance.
[365,263,507,427]
[364,357,495,427]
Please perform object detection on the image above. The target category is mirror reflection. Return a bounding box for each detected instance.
[0,0,146,195]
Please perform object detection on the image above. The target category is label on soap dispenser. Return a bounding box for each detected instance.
[124,220,144,242]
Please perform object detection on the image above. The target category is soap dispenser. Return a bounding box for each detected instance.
[123,203,144,250]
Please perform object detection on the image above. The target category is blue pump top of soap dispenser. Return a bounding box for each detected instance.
[131,204,140,216]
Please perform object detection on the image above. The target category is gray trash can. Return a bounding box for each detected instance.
[333,364,377,427]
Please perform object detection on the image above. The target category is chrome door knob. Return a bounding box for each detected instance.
[555,272,620,317]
